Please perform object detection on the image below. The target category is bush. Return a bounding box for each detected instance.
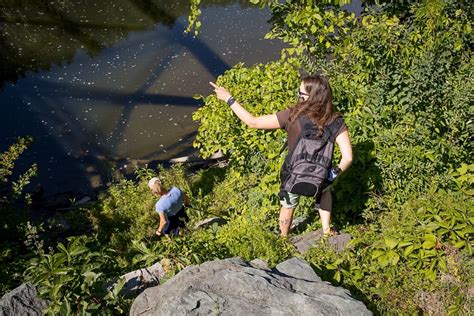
[25,235,129,315]
[266,0,472,217]
[0,137,37,295]
[305,186,473,314]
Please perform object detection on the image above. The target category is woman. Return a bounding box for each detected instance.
[210,75,352,236]
[148,177,189,237]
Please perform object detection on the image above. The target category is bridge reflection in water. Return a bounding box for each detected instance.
[0,0,285,193]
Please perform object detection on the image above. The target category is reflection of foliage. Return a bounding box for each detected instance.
[186,0,351,36]
[0,0,179,87]
[0,0,242,87]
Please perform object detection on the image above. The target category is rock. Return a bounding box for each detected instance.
[130,257,371,316]
[290,229,352,254]
[169,150,225,164]
[75,196,92,204]
[107,262,165,298]
[0,283,49,315]
[290,216,309,231]
[274,257,322,282]
[193,217,227,230]
[290,229,324,253]
[327,233,352,253]
[249,258,270,271]
[56,196,94,211]
[42,192,73,210]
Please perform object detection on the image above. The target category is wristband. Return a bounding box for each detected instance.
[226,96,236,106]
[328,166,342,182]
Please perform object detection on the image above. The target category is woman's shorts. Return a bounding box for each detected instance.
[279,185,332,209]
[163,207,189,235]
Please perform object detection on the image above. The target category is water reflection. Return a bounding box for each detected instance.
[0,0,285,193]
[0,0,252,87]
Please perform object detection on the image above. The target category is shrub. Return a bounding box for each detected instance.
[0,137,37,295]
[25,235,129,315]
[304,187,473,314]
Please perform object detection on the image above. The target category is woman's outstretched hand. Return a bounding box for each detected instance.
[210,82,231,102]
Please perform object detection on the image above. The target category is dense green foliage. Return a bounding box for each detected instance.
[265,0,472,220]
[1,0,472,314]
[192,0,473,313]
[25,236,129,315]
[0,137,38,294]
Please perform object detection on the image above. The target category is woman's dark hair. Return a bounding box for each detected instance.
[289,74,340,135]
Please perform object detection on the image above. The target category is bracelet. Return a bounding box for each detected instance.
[226,96,236,106]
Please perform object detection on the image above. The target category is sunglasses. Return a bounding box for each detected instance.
[298,90,309,99]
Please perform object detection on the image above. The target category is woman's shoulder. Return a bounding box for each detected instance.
[276,108,291,129]
[171,186,183,195]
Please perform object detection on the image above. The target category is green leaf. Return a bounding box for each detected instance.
[387,250,400,265]
[403,245,415,257]
[371,250,385,259]
[49,283,62,301]
[438,258,447,272]
[453,240,465,249]
[59,298,71,316]
[422,234,436,249]
[377,255,390,267]
[326,264,337,270]
[397,241,412,248]
[384,237,398,249]
[424,269,437,281]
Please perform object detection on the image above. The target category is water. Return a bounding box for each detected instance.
[0,0,287,193]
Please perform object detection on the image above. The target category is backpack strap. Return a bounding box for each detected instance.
[279,139,288,155]
[325,117,344,142]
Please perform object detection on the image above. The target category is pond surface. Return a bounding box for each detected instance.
[0,0,361,194]
[0,0,288,193]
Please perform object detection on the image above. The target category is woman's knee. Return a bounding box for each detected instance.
[317,191,332,211]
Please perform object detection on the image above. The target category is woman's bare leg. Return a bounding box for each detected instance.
[279,207,294,236]
[318,191,332,234]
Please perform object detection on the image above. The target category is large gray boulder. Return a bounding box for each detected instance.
[0,283,49,316]
[130,257,371,316]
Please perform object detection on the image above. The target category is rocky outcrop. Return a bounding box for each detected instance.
[106,262,165,298]
[290,229,352,254]
[130,257,371,315]
[0,283,49,316]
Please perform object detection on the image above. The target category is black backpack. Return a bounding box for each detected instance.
[280,116,343,197]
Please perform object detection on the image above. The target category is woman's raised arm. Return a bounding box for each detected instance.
[210,82,280,130]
